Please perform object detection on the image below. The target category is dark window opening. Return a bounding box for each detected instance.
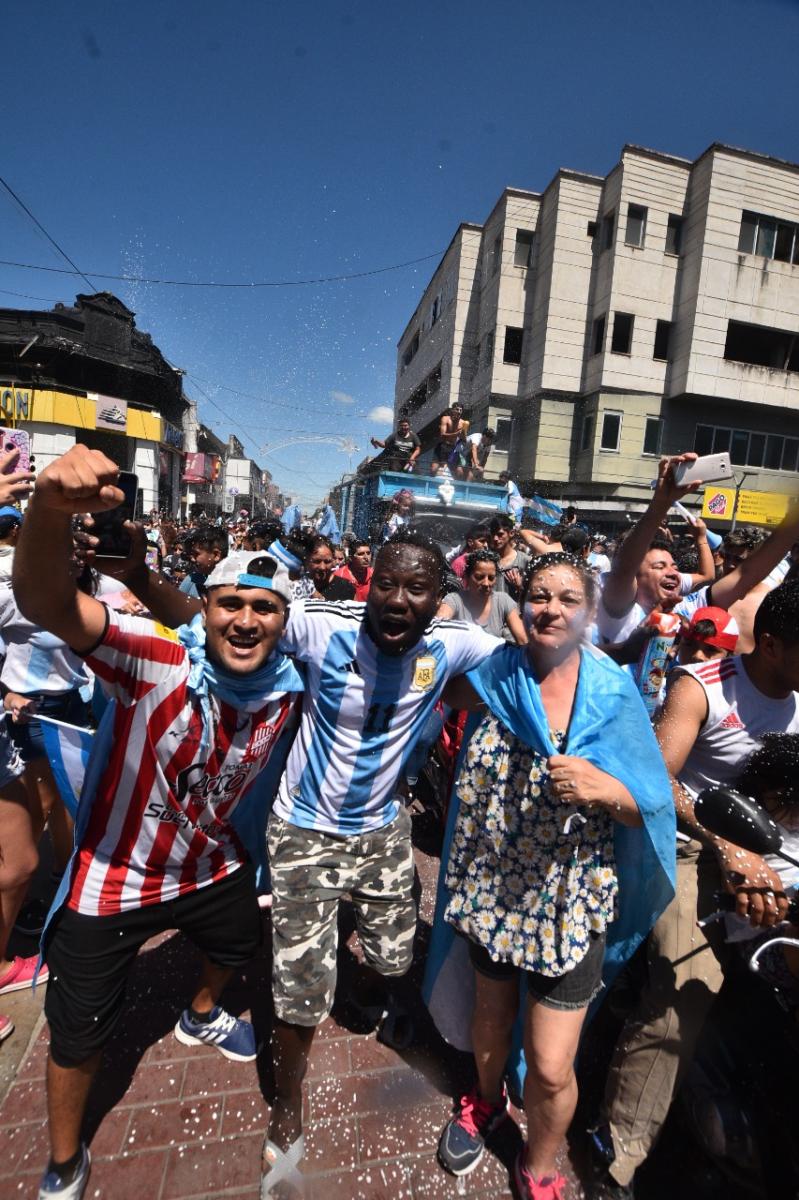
[665,214,684,255]
[748,432,766,468]
[495,417,512,452]
[514,230,535,267]
[739,209,799,264]
[731,430,749,466]
[783,439,799,472]
[724,320,799,372]
[601,412,622,451]
[712,427,731,454]
[592,316,605,356]
[402,331,420,368]
[694,425,714,456]
[580,413,594,452]
[625,204,647,248]
[602,211,615,251]
[611,312,634,354]
[653,319,672,361]
[738,211,758,254]
[587,220,599,238]
[643,417,663,456]
[492,234,502,275]
[765,434,783,470]
[503,326,524,365]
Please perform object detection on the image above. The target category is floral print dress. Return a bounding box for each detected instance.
[444,713,618,977]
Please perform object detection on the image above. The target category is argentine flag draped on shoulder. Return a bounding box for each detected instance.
[423,641,676,1067]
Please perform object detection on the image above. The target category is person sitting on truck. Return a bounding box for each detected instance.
[438,549,527,644]
[370,417,421,473]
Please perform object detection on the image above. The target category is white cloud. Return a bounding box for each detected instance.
[330,390,354,405]
[368,405,394,425]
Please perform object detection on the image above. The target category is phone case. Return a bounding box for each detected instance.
[674,453,734,487]
[0,428,31,474]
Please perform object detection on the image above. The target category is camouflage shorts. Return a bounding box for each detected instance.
[267,806,417,1027]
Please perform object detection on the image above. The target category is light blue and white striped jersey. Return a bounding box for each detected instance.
[274,600,500,835]
[0,583,88,696]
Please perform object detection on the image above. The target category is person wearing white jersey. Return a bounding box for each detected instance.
[261,530,500,1194]
[13,446,305,1200]
[589,582,799,1197]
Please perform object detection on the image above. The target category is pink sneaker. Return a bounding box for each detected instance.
[0,955,48,996]
[0,1015,14,1042]
[514,1146,567,1200]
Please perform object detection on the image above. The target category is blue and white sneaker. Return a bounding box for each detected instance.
[174,1006,257,1061]
[38,1144,90,1199]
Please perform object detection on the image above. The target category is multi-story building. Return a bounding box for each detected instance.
[394,142,799,518]
[0,292,188,514]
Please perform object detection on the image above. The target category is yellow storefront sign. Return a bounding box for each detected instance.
[702,486,797,527]
[0,385,162,441]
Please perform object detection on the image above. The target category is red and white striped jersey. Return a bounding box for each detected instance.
[67,610,300,916]
[676,654,799,799]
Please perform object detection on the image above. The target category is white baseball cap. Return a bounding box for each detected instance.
[204,552,292,603]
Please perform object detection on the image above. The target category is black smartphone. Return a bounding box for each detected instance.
[90,471,138,558]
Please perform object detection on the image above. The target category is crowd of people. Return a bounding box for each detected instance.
[0,439,797,1200]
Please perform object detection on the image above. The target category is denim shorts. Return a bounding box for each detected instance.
[7,690,90,764]
[467,929,606,1011]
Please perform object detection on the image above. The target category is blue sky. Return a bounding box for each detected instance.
[3,0,798,508]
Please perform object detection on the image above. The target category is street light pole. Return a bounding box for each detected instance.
[730,471,755,533]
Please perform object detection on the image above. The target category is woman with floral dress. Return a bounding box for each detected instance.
[433,553,674,1200]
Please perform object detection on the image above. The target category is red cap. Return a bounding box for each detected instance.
[684,606,739,652]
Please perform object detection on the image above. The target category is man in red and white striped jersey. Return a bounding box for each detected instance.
[13,445,304,1200]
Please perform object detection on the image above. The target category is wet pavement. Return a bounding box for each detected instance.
[0,818,733,1200]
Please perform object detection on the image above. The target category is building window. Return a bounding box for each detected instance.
[514,230,535,267]
[592,315,606,356]
[694,423,799,472]
[653,319,673,361]
[738,210,799,264]
[401,331,420,368]
[503,327,524,365]
[601,211,615,251]
[430,293,442,326]
[643,417,663,456]
[494,417,512,453]
[492,233,502,275]
[611,312,634,354]
[580,413,594,452]
[625,204,647,248]
[665,214,684,255]
[587,220,599,238]
[601,412,622,452]
[482,329,495,367]
[724,319,799,372]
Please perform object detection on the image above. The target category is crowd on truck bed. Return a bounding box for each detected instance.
[0,437,798,1200]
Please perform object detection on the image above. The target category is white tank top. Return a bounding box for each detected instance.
[677,655,799,800]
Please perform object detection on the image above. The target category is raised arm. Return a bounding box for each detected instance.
[686,518,715,590]
[602,453,699,618]
[710,506,799,610]
[13,445,122,653]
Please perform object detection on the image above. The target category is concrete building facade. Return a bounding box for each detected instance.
[394,142,799,518]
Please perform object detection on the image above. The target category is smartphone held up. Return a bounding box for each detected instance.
[89,471,139,557]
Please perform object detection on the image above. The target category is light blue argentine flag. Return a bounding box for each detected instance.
[527,493,562,526]
[38,715,94,820]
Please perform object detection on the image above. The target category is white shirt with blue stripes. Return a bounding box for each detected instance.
[274,599,500,836]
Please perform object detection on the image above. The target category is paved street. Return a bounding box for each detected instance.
[0,829,580,1200]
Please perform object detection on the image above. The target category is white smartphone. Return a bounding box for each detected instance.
[673,452,734,488]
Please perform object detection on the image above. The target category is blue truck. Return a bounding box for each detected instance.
[337,469,510,549]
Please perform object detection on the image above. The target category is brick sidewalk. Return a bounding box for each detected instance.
[0,841,581,1200]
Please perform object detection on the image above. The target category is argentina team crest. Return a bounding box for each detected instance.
[411,654,436,692]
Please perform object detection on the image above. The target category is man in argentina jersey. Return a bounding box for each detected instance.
[12,446,304,1200]
[261,530,501,1191]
